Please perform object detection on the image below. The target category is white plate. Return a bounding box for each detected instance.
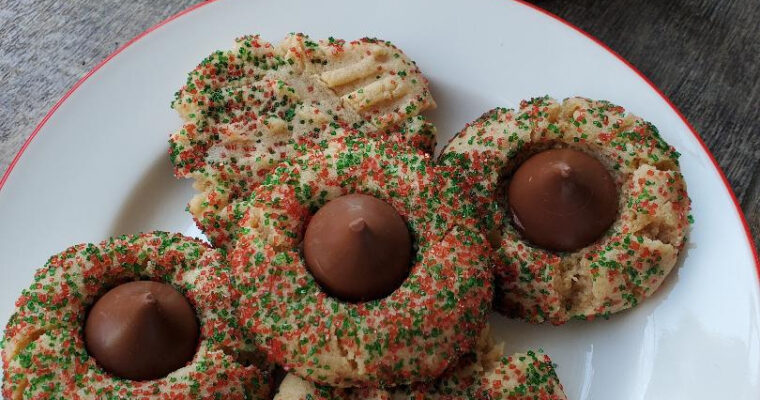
[1,0,758,398]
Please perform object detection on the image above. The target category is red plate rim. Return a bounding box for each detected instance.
[1,0,757,276]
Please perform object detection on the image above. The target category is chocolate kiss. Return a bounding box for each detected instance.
[303,194,412,302]
[508,148,618,252]
[84,281,199,381]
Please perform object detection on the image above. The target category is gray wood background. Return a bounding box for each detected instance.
[1,0,758,251]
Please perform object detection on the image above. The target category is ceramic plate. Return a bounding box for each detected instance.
[1,0,758,398]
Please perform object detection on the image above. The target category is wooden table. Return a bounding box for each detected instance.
[1,0,758,249]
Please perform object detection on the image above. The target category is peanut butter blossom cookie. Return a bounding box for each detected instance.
[1,232,271,400]
[170,33,436,247]
[229,135,493,387]
[439,96,691,325]
[274,326,568,400]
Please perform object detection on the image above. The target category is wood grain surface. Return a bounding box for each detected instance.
[1,0,758,250]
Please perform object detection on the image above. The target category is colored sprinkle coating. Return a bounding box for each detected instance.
[192,117,435,249]
[439,96,691,325]
[274,326,567,400]
[169,33,437,248]
[1,232,271,400]
[230,135,493,387]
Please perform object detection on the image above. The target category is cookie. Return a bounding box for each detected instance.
[190,116,435,248]
[439,96,691,324]
[230,135,493,387]
[170,34,436,247]
[1,232,271,400]
[273,326,568,400]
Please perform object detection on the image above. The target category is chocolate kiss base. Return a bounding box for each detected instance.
[505,148,619,252]
[84,280,199,381]
[302,194,412,303]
